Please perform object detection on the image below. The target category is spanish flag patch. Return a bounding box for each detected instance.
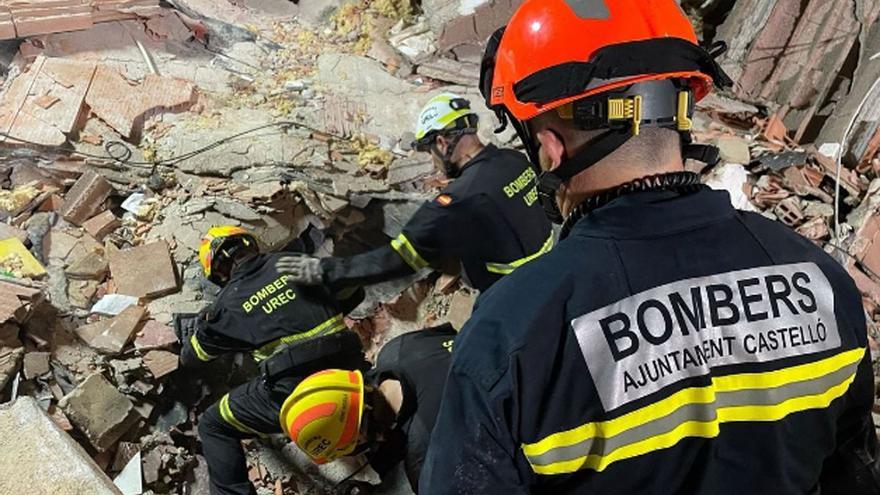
[435,194,453,206]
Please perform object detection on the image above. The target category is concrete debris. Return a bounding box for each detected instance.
[22,351,50,379]
[66,248,109,280]
[0,397,122,494]
[0,0,874,493]
[60,373,138,452]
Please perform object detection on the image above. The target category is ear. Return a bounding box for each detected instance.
[535,129,566,171]
[434,134,449,154]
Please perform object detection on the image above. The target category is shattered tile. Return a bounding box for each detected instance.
[75,305,146,355]
[143,350,178,379]
[60,169,114,226]
[109,241,178,298]
[85,66,195,139]
[60,373,138,452]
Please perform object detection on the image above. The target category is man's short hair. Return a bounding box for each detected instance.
[529,108,682,168]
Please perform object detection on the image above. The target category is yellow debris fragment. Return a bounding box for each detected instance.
[0,238,46,278]
[0,183,40,215]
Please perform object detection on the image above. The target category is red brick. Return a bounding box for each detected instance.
[81,210,120,240]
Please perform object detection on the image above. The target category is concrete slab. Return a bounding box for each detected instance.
[0,396,122,494]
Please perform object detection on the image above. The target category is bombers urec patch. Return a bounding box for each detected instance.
[435,194,453,206]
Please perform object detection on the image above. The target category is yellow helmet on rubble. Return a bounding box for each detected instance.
[198,226,257,285]
[279,369,365,465]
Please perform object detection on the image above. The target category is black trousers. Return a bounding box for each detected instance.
[197,333,365,495]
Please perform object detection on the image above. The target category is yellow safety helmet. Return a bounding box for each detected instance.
[198,226,257,284]
[279,369,365,465]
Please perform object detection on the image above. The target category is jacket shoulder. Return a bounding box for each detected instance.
[451,238,609,388]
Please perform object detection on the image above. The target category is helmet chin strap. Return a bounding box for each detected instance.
[536,129,633,223]
[432,131,472,179]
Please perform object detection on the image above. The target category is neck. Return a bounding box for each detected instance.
[558,157,684,216]
[452,137,484,168]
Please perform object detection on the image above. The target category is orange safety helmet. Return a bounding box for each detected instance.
[479,0,733,222]
[279,369,365,465]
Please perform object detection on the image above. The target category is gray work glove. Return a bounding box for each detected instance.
[275,254,324,285]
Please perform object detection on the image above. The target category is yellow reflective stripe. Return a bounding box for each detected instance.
[219,394,264,436]
[190,333,217,362]
[251,314,346,362]
[530,375,857,475]
[486,234,554,275]
[522,348,865,474]
[390,233,429,271]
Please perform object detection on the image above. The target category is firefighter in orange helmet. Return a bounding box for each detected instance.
[421,1,878,494]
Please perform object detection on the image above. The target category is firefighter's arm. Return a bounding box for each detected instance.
[319,245,415,291]
[389,193,485,272]
[419,369,528,495]
[818,347,880,494]
[178,309,252,368]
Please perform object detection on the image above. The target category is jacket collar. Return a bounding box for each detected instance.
[569,186,736,240]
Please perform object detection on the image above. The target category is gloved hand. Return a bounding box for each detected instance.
[334,480,374,495]
[275,254,324,285]
[172,313,201,342]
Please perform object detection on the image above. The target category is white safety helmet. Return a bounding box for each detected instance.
[412,93,479,151]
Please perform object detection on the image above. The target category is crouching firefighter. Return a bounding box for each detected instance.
[278,324,457,494]
[276,93,552,294]
[422,1,880,494]
[175,226,366,495]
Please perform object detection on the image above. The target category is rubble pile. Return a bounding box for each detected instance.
[0,0,874,493]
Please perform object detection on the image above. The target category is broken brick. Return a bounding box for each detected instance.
[81,210,120,241]
[134,320,177,351]
[65,248,108,280]
[773,197,805,227]
[143,350,178,379]
[108,241,177,298]
[60,169,114,226]
[75,304,146,355]
[60,373,138,452]
[22,351,50,379]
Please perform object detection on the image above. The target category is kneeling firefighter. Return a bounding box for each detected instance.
[176,226,366,495]
[278,324,457,494]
